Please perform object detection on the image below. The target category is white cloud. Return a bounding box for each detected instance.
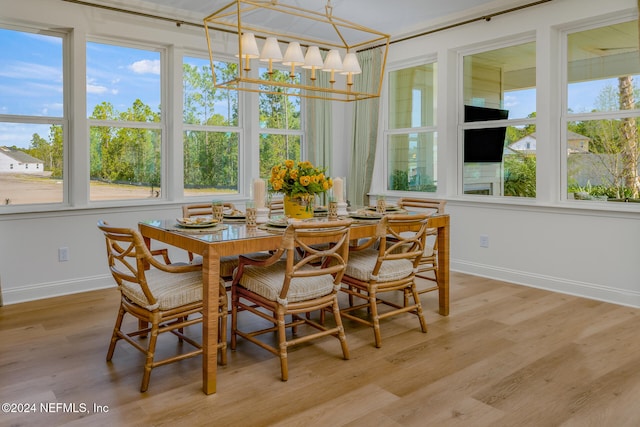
[87,83,108,94]
[503,94,518,108]
[129,59,160,75]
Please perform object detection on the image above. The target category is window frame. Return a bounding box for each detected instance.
[0,24,69,212]
[257,64,305,180]
[457,34,537,199]
[181,52,243,198]
[560,14,640,207]
[86,37,166,205]
[383,55,439,196]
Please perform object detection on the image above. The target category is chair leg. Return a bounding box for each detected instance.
[276,308,288,381]
[106,305,125,361]
[403,287,411,308]
[332,298,350,360]
[140,323,160,393]
[369,291,383,348]
[411,283,428,333]
[139,319,149,338]
[230,288,239,351]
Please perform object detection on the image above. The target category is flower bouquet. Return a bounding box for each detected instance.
[268,160,333,218]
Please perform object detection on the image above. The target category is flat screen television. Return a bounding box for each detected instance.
[464,105,509,163]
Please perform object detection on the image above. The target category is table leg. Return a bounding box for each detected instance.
[202,246,220,394]
[436,219,450,316]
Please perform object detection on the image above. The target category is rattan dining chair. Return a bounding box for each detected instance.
[268,197,284,218]
[181,202,237,218]
[97,220,227,392]
[396,197,446,300]
[231,218,353,381]
[340,213,430,348]
[182,202,238,267]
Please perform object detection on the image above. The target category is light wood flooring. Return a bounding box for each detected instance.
[2,272,640,427]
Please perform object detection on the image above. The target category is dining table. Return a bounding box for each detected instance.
[138,212,450,395]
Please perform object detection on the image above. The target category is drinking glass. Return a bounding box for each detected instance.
[376,195,386,214]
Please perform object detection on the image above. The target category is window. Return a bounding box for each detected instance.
[183,56,239,196]
[0,27,65,206]
[258,68,302,180]
[462,40,536,197]
[565,19,640,203]
[87,41,162,201]
[387,63,438,192]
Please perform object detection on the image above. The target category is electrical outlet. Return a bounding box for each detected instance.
[480,235,489,248]
[58,247,69,262]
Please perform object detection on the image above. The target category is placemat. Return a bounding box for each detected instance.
[171,224,228,234]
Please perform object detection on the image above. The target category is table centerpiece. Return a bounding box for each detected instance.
[268,159,333,219]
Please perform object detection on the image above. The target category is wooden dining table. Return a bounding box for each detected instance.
[138,213,450,395]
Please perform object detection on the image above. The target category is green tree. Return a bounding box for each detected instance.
[27,133,52,170]
[504,154,536,197]
[575,78,640,198]
[49,125,63,178]
[183,61,239,190]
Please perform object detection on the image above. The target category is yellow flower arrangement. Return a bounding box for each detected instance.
[269,160,333,201]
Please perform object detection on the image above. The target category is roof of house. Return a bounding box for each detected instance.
[524,131,590,141]
[0,146,44,163]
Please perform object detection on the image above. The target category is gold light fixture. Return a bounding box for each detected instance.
[203,0,390,102]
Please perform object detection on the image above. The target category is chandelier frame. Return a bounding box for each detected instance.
[203,0,390,102]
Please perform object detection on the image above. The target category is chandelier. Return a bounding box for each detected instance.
[203,0,390,102]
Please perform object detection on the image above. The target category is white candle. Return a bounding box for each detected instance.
[253,178,266,208]
[333,177,344,202]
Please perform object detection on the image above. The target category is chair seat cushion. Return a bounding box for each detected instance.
[344,248,414,283]
[237,261,335,303]
[121,269,202,311]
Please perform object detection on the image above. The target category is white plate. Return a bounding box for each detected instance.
[365,205,401,212]
[223,214,246,220]
[349,212,382,220]
[267,219,289,228]
[176,217,218,227]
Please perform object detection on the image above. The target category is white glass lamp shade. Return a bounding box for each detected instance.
[282,42,305,78]
[237,32,259,71]
[322,49,343,83]
[260,37,283,74]
[340,52,361,85]
[302,46,324,80]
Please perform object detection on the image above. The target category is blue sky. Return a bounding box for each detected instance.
[0,27,620,149]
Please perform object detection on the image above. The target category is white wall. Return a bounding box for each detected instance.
[375,0,640,307]
[1,0,639,308]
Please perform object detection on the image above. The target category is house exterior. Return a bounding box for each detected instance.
[508,131,590,155]
[0,146,44,174]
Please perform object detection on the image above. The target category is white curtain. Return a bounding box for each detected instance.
[347,48,383,207]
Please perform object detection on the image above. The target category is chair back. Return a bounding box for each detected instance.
[182,202,236,218]
[279,219,352,300]
[97,220,159,306]
[397,197,446,216]
[373,213,430,273]
[268,197,284,217]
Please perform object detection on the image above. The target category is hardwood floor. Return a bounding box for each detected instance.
[2,272,640,427]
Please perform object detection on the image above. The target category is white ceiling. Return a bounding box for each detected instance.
[78,0,537,41]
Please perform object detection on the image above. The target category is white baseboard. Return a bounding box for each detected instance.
[1,275,115,305]
[452,260,640,309]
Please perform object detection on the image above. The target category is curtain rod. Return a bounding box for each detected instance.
[388,0,554,46]
[62,0,553,43]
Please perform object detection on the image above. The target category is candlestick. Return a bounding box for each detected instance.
[253,178,266,208]
[333,177,344,203]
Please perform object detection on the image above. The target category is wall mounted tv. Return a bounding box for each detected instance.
[464,105,509,163]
